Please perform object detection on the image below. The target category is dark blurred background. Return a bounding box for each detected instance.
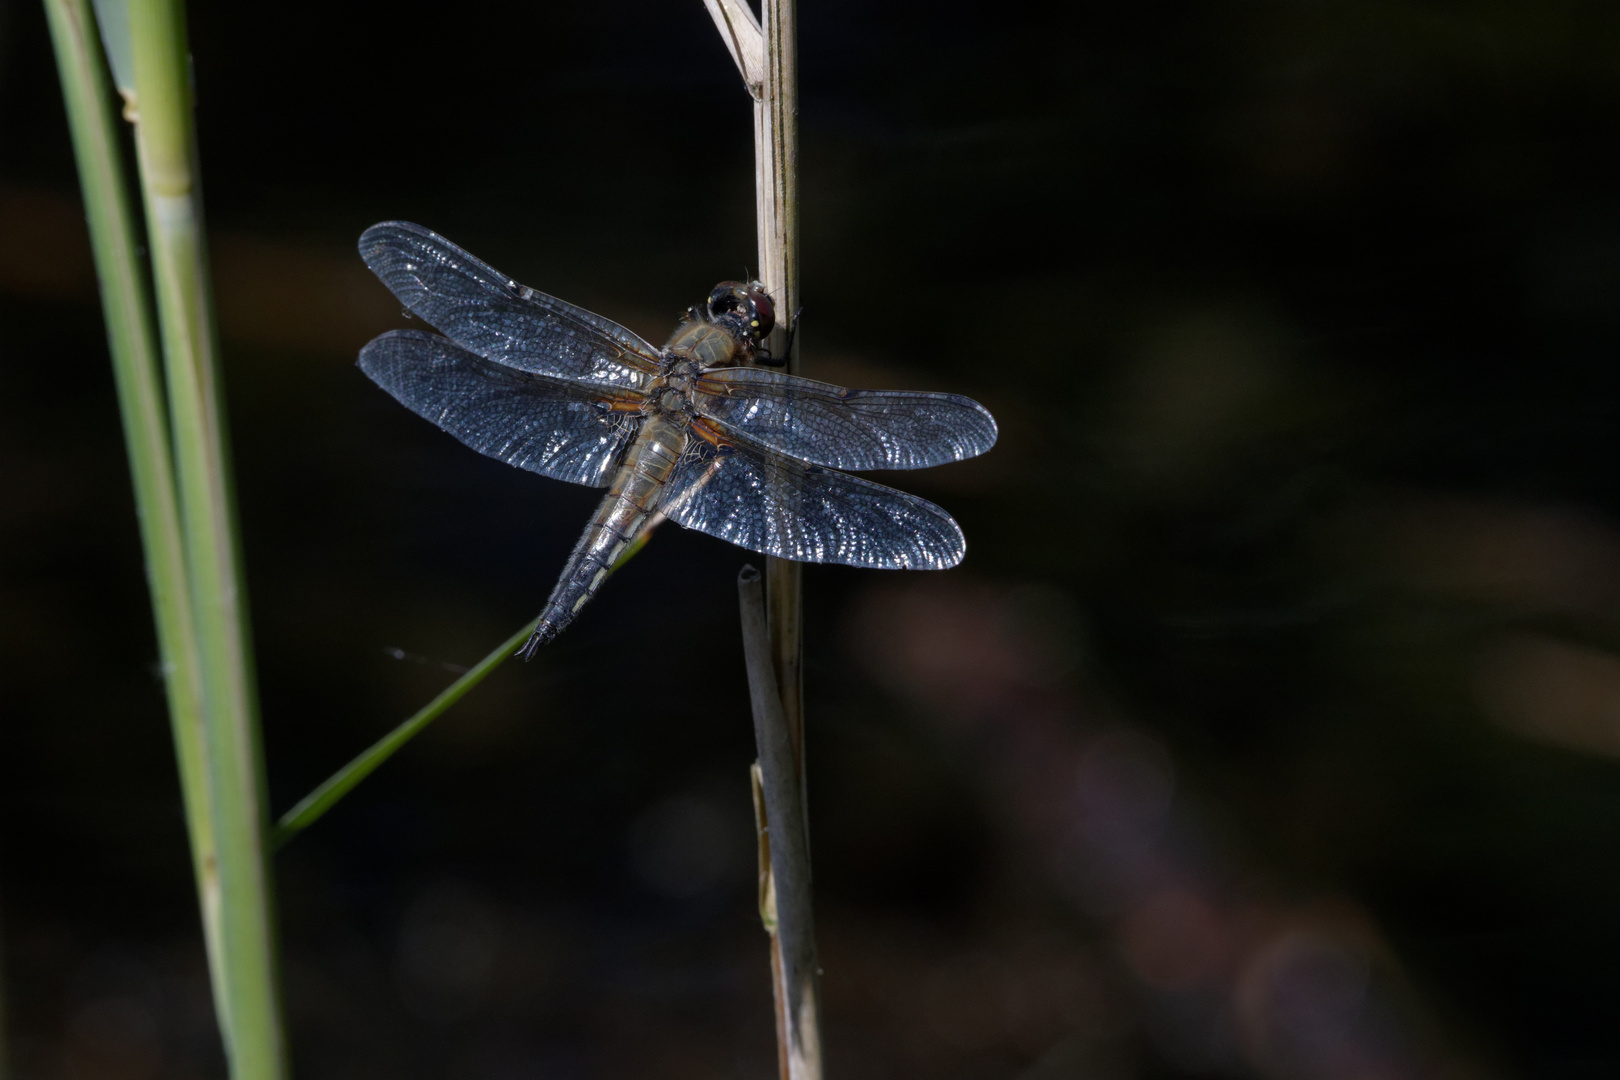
[5,1,1620,1077]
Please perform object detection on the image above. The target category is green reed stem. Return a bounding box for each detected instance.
[274,519,662,848]
[43,0,225,1013]
[273,618,540,848]
[125,2,287,1076]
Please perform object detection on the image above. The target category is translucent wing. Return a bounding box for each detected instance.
[360,221,661,392]
[660,420,966,569]
[359,330,642,488]
[689,367,997,470]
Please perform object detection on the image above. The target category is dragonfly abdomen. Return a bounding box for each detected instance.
[520,416,690,656]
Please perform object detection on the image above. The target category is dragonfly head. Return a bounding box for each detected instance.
[706,281,776,345]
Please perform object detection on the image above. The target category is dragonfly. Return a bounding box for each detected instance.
[357,221,997,657]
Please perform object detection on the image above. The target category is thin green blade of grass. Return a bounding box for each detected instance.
[41,0,225,1002]
[273,618,540,848]
[126,2,287,1076]
[274,519,664,847]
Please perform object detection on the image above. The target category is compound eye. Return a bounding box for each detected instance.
[707,281,747,319]
[745,288,775,340]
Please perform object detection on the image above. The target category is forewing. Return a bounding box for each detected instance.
[359,330,641,488]
[360,221,661,392]
[661,421,965,568]
[690,367,997,470]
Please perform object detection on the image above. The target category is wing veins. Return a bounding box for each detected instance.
[690,366,997,471]
[661,420,966,569]
[358,329,642,488]
[360,221,662,392]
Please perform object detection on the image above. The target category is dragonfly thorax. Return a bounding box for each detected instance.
[666,317,748,368]
[654,386,690,416]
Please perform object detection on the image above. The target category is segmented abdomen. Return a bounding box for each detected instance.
[519,415,689,656]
